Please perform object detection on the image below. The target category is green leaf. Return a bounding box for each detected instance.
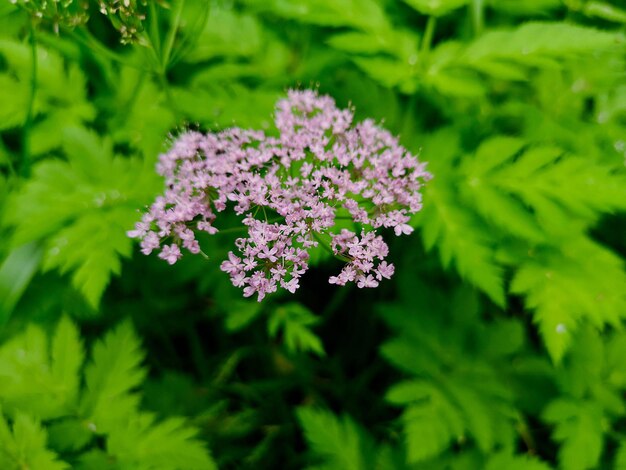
[107,413,217,469]
[419,186,505,306]
[387,380,464,462]
[184,7,264,62]
[542,399,604,470]
[0,410,68,470]
[583,2,626,24]
[50,315,84,404]
[0,243,42,325]
[464,22,623,64]
[352,57,417,91]
[0,325,68,419]
[511,238,626,363]
[402,0,470,16]
[486,452,553,470]
[615,439,626,468]
[41,208,136,308]
[461,138,626,241]
[47,418,93,453]
[297,407,375,470]
[328,28,419,61]
[82,321,146,432]
[224,300,264,332]
[4,126,157,307]
[268,303,325,356]
[242,0,389,32]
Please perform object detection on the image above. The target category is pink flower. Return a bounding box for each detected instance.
[130,89,431,300]
[158,244,181,265]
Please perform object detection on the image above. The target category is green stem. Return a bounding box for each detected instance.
[471,0,485,36]
[20,20,37,177]
[420,16,437,56]
[312,232,352,263]
[156,70,181,118]
[161,0,185,71]
[148,1,162,61]
[70,29,141,69]
[169,1,210,66]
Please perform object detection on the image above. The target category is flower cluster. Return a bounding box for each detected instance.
[10,0,159,43]
[129,90,431,300]
[98,0,159,44]
[10,0,89,32]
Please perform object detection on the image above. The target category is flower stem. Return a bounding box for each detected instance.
[420,16,437,56]
[20,19,37,177]
[312,232,352,263]
[161,0,185,71]
[471,0,485,36]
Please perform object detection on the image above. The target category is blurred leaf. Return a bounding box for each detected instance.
[486,452,553,470]
[224,300,264,332]
[387,380,464,462]
[0,410,68,470]
[0,243,42,324]
[511,239,626,363]
[4,127,158,307]
[297,407,375,470]
[107,413,217,469]
[82,321,146,432]
[268,303,325,356]
[542,399,604,470]
[403,0,470,16]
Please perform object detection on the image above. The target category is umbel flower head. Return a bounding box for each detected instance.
[10,0,89,32]
[129,90,432,301]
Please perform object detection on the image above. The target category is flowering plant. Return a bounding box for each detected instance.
[129,90,431,300]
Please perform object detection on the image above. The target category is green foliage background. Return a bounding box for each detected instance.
[0,0,626,468]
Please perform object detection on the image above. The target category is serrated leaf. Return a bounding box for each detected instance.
[462,137,626,242]
[0,325,69,419]
[108,413,217,469]
[50,316,84,403]
[4,126,158,307]
[419,186,505,306]
[486,452,553,470]
[0,410,68,470]
[297,407,375,470]
[387,380,464,462]
[511,238,626,363]
[542,399,604,470]
[268,303,325,356]
[42,208,136,308]
[82,321,146,430]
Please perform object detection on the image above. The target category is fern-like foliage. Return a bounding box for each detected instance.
[297,407,376,470]
[0,317,216,468]
[268,302,325,357]
[379,298,526,463]
[538,327,626,469]
[0,410,68,470]
[4,127,160,308]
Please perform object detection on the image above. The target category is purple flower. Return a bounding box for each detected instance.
[129,89,431,300]
[158,244,182,265]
